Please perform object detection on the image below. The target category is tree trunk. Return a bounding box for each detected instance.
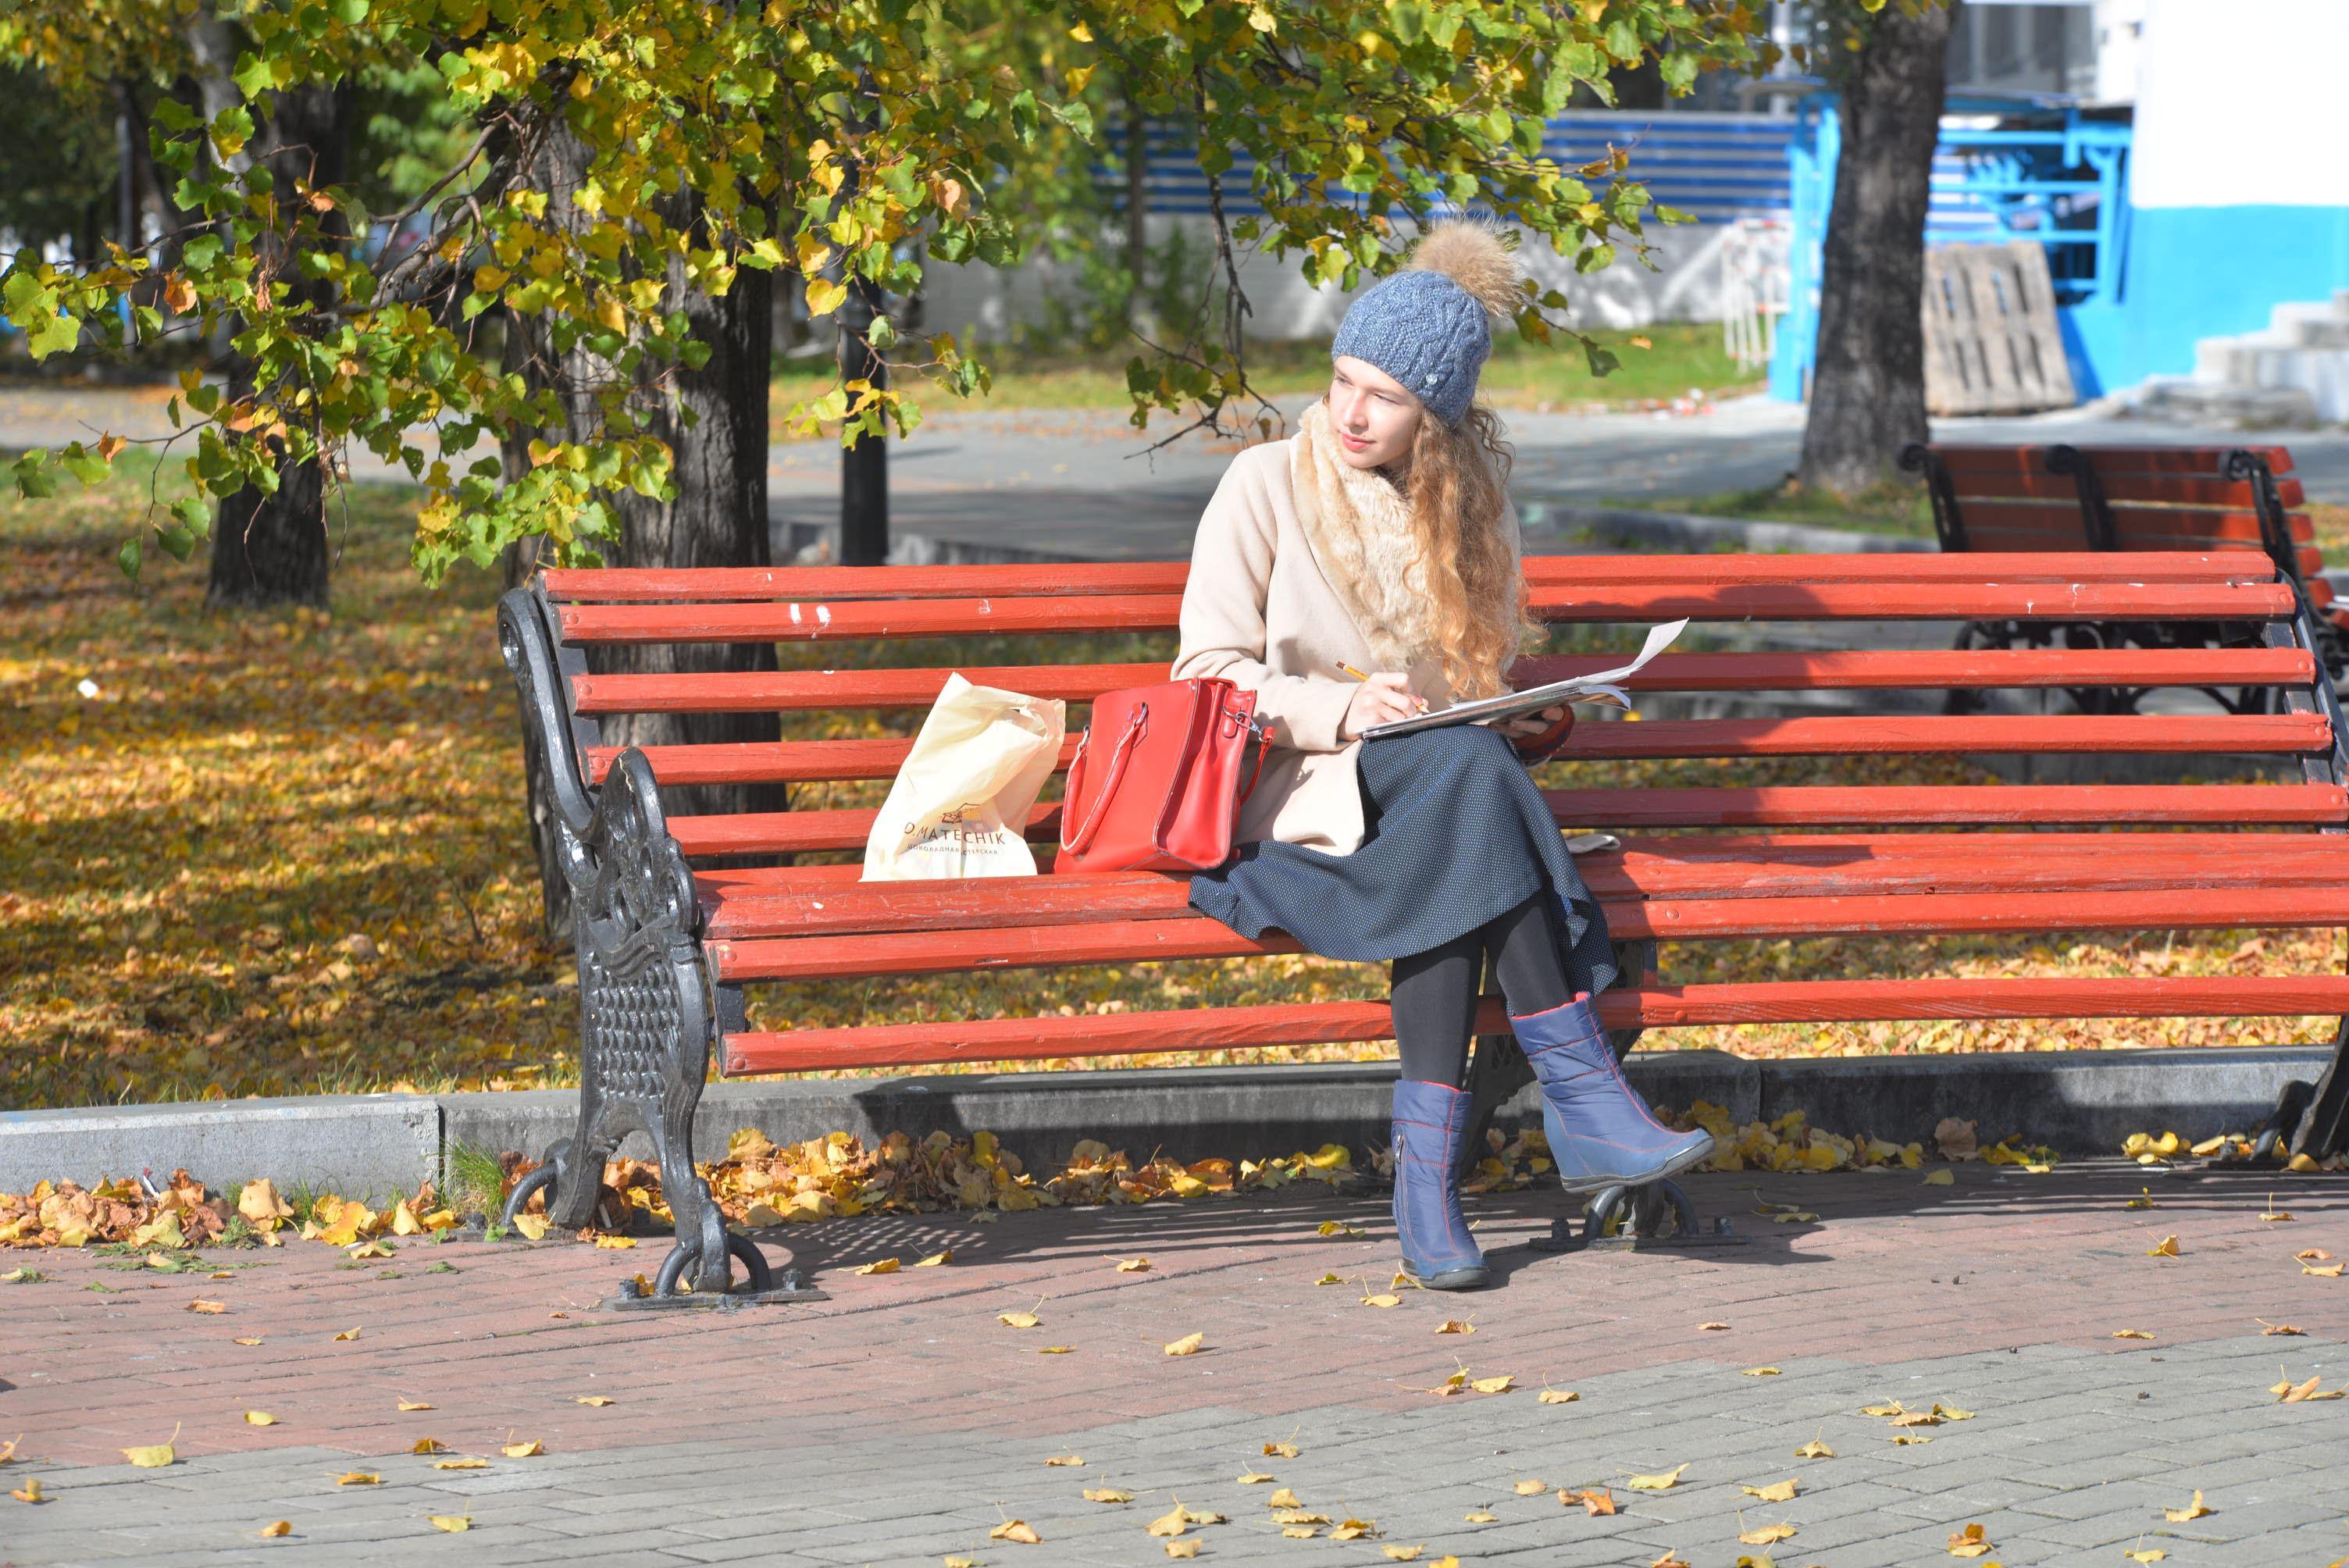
[501,117,787,943]
[203,82,351,609]
[1795,4,1953,496]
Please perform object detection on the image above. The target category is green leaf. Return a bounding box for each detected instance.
[331,0,371,22]
[1603,19,1641,64]
[183,234,224,273]
[117,535,144,579]
[1388,1,1424,45]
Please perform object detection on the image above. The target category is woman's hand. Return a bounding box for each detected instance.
[1502,704,1574,760]
[1337,672,1425,740]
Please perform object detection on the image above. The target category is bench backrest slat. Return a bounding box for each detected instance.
[566,646,2319,714]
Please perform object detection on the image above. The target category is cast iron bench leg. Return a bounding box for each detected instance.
[498,590,804,1301]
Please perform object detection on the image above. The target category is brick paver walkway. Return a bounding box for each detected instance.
[4,1158,2346,1566]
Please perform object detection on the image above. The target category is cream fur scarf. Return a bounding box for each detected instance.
[1291,399,1443,672]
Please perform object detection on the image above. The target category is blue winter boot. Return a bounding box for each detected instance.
[1516,994,1714,1194]
[1391,1078,1489,1290]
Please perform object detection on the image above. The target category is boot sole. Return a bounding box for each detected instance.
[1554,1131,1717,1196]
[1401,1263,1489,1291]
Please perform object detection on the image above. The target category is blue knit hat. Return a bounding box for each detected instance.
[1329,221,1525,426]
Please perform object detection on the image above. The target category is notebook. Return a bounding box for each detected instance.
[1359,618,1688,741]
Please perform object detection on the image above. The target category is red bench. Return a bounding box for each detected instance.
[497,551,2349,1297]
[1901,442,2349,704]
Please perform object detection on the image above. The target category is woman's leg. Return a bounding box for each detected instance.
[1386,927,1488,1288]
[1389,925,1484,1090]
[1481,891,1575,1017]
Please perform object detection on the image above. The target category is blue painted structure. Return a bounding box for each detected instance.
[1110,111,1796,225]
[1768,94,2135,402]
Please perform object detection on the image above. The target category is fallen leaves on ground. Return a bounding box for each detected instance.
[1435,1319,1474,1335]
[2164,1490,2213,1522]
[428,1515,471,1533]
[990,1519,1041,1544]
[1538,1388,1579,1404]
[1164,1541,1199,1560]
[854,1258,900,1275]
[337,1473,379,1487]
[1948,1523,1994,1557]
[258,1520,289,1536]
[1263,1441,1299,1458]
[1043,1454,1082,1467]
[1563,1487,1616,1516]
[1164,1331,1205,1356]
[1739,1523,1797,1545]
[242,1411,274,1427]
[575,1396,614,1406]
[1741,1367,1780,1377]
[433,1457,488,1471]
[2259,1320,2304,1335]
[395,1399,431,1411]
[1626,1465,1689,1491]
[1512,1479,1545,1496]
[13,1479,47,1504]
[501,1439,543,1458]
[2113,1329,2155,1339]
[1084,1487,1132,1503]
[122,1427,179,1468]
[1742,1479,1799,1502]
[2148,1235,2182,1258]
[1114,1256,1150,1272]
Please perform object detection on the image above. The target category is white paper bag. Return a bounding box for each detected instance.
[861,673,1067,881]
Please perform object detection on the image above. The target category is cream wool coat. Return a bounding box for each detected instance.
[1171,432,1524,856]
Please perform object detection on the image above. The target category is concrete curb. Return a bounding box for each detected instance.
[1,1047,2325,1198]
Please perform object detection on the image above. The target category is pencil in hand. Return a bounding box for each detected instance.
[1332,661,1428,714]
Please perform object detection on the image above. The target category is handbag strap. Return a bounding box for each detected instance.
[1058,706,1148,856]
[1235,715,1274,804]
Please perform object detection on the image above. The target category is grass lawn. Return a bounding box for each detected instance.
[771,322,1762,437]
[2,463,2337,1113]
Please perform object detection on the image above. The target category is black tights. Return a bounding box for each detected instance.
[1390,892,1579,1091]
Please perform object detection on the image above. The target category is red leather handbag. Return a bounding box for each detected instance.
[1054,679,1274,874]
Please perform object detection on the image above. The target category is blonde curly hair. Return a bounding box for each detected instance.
[1397,402,1542,701]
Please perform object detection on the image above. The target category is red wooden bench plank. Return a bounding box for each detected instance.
[555,580,2295,644]
[592,713,2337,787]
[718,974,2349,1074]
[1931,444,2296,478]
[569,647,2319,715]
[667,784,2347,857]
[540,551,2262,604]
[695,834,2349,939]
[1944,469,2300,509]
[704,886,2349,982]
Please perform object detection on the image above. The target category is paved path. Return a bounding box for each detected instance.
[9,383,2347,561]
[4,1157,2347,1566]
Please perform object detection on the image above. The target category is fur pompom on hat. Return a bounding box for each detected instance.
[1328,220,1525,425]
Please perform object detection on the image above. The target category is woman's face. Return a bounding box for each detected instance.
[1326,355,1424,471]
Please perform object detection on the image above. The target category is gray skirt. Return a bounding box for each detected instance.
[1187,724,1620,994]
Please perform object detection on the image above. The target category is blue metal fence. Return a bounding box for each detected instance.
[1769,95,2133,401]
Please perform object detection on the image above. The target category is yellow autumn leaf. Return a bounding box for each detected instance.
[1043,1454,1082,1467]
[915,1250,953,1267]
[1739,1523,1797,1545]
[2114,1329,2155,1339]
[1892,1434,1934,1445]
[1463,1510,1496,1522]
[188,1299,226,1314]
[576,1396,615,1407]
[411,1438,447,1455]
[1470,1374,1513,1395]
[501,1439,544,1458]
[1314,1272,1344,1285]
[1236,1472,1274,1484]
[1435,1320,1474,1335]
[1513,1479,1547,1495]
[1084,1487,1132,1503]
[1383,1547,1424,1562]
[1741,1367,1780,1377]
[1795,1438,1834,1459]
[1743,1478,1799,1502]
[12,1479,45,1504]
[1933,1403,1976,1421]
[2164,1490,2212,1522]
[1164,1332,1206,1356]
[1147,1503,1189,1538]
[1922,1169,1954,1186]
[1331,1517,1379,1540]
[1165,1542,1199,1561]
[804,277,849,317]
[510,1213,550,1241]
[233,1338,264,1346]
[337,1473,379,1487]
[1037,1345,1074,1355]
[1267,1488,1301,1508]
[1698,1321,1731,1331]
[1282,1526,1317,1538]
[1264,1441,1300,1458]
[1948,1523,1993,1556]
[433,1457,489,1470]
[990,1519,1041,1544]
[1538,1388,1580,1404]
[395,1399,431,1411]
[1115,1257,1150,1272]
[1361,1293,1402,1309]
[123,1425,180,1468]
[333,1327,361,1342]
[428,1515,471,1533]
[1317,1220,1362,1238]
[2260,1320,2304,1335]
[2304,1261,2345,1277]
[1626,1464,1688,1491]
[1891,1410,1942,1427]
[854,1257,900,1275]
[258,1520,290,1536]
[2148,1235,2182,1257]
[999,1312,1040,1328]
[243,1411,275,1427]
[2124,1551,2165,1564]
